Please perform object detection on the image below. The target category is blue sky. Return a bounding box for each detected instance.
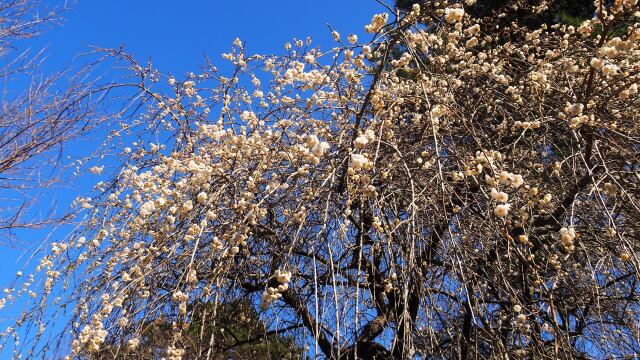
[0,1,383,353]
[33,0,382,76]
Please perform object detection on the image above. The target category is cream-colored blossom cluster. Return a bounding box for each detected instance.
[72,315,107,354]
[365,13,388,33]
[261,269,292,309]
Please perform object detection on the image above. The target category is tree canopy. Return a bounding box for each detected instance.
[397,0,596,26]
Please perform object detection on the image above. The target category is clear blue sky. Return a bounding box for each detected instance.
[0,1,383,353]
[35,0,383,75]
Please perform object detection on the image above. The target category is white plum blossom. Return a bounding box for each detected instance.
[354,134,369,149]
[197,191,208,205]
[365,13,388,33]
[490,188,509,203]
[444,8,464,24]
[88,166,104,175]
[602,64,619,76]
[139,200,156,217]
[494,204,511,218]
[350,153,369,171]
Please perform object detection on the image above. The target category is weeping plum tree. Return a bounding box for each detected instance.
[2,0,639,359]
